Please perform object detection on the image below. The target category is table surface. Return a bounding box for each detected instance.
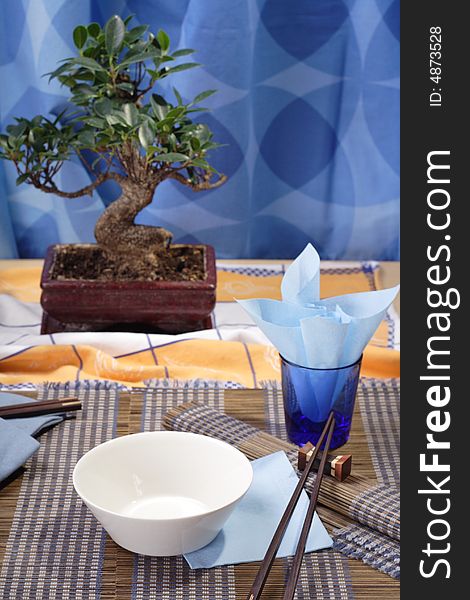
[0,387,399,599]
[1,257,400,599]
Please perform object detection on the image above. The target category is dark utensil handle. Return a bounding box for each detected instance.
[283,416,335,600]
[0,401,82,419]
[246,411,335,600]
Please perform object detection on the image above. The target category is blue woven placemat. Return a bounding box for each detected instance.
[0,378,399,598]
[0,383,120,599]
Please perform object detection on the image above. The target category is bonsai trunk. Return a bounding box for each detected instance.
[94,177,173,277]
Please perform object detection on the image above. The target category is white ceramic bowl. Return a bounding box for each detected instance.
[73,431,253,556]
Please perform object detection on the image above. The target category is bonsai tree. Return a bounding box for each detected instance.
[0,15,226,278]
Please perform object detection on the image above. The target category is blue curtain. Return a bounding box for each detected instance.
[0,0,399,260]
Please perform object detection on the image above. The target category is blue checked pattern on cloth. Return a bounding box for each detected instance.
[218,266,284,277]
[0,0,399,260]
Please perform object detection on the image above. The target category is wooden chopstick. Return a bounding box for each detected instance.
[283,415,335,600]
[0,397,81,419]
[246,411,335,600]
[0,397,78,412]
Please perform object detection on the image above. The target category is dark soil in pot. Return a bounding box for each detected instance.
[50,244,206,282]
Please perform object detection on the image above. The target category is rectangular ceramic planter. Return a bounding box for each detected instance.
[40,243,216,334]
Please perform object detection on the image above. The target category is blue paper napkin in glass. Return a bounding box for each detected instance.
[238,243,400,370]
[0,391,64,483]
[184,451,332,569]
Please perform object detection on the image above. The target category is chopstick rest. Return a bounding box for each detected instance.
[247,412,335,600]
[298,442,352,481]
[0,397,82,419]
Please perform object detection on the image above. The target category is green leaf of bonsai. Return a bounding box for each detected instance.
[154,152,188,163]
[73,25,88,50]
[152,93,167,106]
[156,30,170,53]
[190,158,214,170]
[126,25,149,44]
[123,103,139,127]
[77,129,95,146]
[173,87,183,105]
[82,116,106,128]
[105,15,125,56]
[150,95,169,120]
[87,23,101,38]
[171,48,195,57]
[119,49,160,69]
[7,122,27,137]
[46,62,72,82]
[162,63,200,76]
[165,106,186,120]
[70,56,107,72]
[167,133,178,151]
[94,98,113,117]
[190,137,201,151]
[16,173,29,185]
[104,115,122,126]
[193,89,217,104]
[116,82,135,93]
[138,123,154,149]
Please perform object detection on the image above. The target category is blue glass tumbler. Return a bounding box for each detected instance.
[281,354,362,449]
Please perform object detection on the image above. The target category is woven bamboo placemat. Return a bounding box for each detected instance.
[0,385,399,599]
[223,386,400,595]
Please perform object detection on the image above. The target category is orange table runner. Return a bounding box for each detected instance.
[0,260,399,386]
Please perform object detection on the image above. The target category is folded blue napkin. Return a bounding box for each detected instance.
[184,451,332,569]
[239,243,399,370]
[0,392,64,483]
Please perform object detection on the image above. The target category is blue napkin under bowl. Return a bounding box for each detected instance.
[184,451,332,569]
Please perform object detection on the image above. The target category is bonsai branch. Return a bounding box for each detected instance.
[77,149,114,177]
[28,171,119,199]
[168,170,227,191]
